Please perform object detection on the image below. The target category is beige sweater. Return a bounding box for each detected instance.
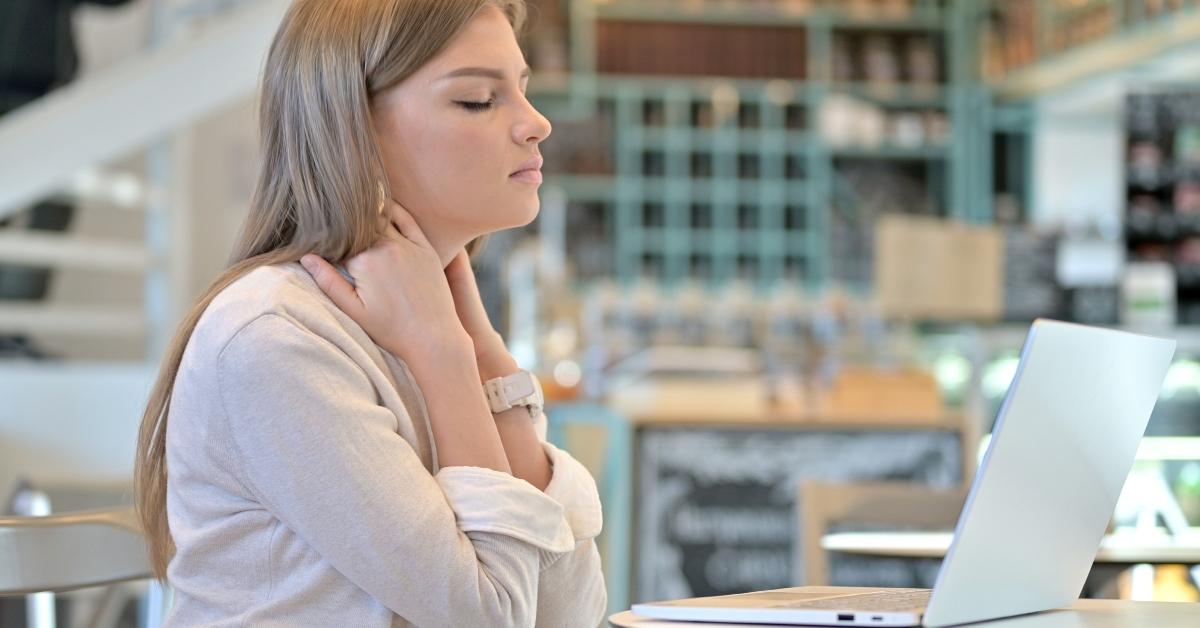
[163,262,607,627]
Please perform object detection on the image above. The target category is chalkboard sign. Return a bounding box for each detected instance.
[1003,227,1060,322]
[634,427,962,602]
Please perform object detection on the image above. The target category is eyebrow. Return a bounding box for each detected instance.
[438,66,531,82]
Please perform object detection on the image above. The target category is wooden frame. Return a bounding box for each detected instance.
[797,480,967,586]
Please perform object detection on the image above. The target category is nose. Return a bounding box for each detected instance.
[513,96,552,145]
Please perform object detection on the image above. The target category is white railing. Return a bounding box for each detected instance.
[0,0,287,348]
[0,0,287,220]
[0,0,289,524]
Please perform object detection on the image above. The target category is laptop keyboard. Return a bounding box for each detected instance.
[777,589,931,611]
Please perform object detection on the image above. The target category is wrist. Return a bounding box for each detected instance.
[470,329,505,358]
[407,344,482,401]
[400,329,475,372]
[478,350,520,383]
[473,331,519,382]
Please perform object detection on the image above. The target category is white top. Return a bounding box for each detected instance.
[163,262,607,627]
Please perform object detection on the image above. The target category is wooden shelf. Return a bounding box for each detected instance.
[594,3,945,31]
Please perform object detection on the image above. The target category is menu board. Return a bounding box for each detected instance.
[634,427,963,602]
[1002,226,1061,321]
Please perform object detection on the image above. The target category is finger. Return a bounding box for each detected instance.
[385,201,431,247]
[444,252,469,295]
[445,250,476,288]
[445,249,467,274]
[443,250,493,336]
[299,255,366,321]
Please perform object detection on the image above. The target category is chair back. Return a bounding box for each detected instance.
[0,506,150,596]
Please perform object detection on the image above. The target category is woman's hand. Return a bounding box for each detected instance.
[444,249,519,382]
[300,201,471,363]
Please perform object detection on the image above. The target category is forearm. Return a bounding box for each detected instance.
[494,407,552,491]
[407,335,512,474]
[479,349,553,491]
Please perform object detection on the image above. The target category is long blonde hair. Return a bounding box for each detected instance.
[135,0,527,580]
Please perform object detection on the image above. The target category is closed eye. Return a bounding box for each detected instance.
[456,99,495,112]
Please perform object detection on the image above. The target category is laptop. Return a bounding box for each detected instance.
[631,319,1176,627]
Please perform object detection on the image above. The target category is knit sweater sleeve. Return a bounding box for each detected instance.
[215,313,580,628]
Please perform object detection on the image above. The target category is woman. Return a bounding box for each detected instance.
[133,1,607,625]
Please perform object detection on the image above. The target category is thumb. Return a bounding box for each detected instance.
[300,254,365,321]
[444,250,473,289]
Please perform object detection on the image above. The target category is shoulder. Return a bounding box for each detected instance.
[190,262,356,366]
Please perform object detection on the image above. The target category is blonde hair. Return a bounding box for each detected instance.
[135,0,527,579]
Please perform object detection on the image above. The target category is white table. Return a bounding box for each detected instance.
[610,595,1200,627]
[820,528,1200,564]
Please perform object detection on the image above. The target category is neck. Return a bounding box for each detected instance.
[422,227,474,269]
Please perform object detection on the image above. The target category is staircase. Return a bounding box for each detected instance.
[0,0,287,492]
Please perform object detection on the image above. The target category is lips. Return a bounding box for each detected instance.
[510,155,543,177]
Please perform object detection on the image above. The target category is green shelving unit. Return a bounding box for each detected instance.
[603,77,819,288]
[532,0,996,291]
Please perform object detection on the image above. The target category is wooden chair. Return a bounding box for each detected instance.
[797,480,967,586]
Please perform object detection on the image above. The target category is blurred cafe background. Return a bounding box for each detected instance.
[3,0,1200,625]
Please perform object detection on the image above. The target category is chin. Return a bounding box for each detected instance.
[512,198,540,228]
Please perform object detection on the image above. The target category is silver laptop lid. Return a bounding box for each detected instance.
[923,320,1176,627]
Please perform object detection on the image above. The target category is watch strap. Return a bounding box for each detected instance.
[484,370,538,414]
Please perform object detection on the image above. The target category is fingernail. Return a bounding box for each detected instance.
[300,255,316,273]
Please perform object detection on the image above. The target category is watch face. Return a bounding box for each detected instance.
[508,371,535,400]
[496,371,542,414]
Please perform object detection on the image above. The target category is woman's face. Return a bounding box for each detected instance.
[371,6,551,259]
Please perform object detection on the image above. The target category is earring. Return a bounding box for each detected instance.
[376,181,387,216]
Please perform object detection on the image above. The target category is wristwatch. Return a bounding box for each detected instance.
[483,369,544,420]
